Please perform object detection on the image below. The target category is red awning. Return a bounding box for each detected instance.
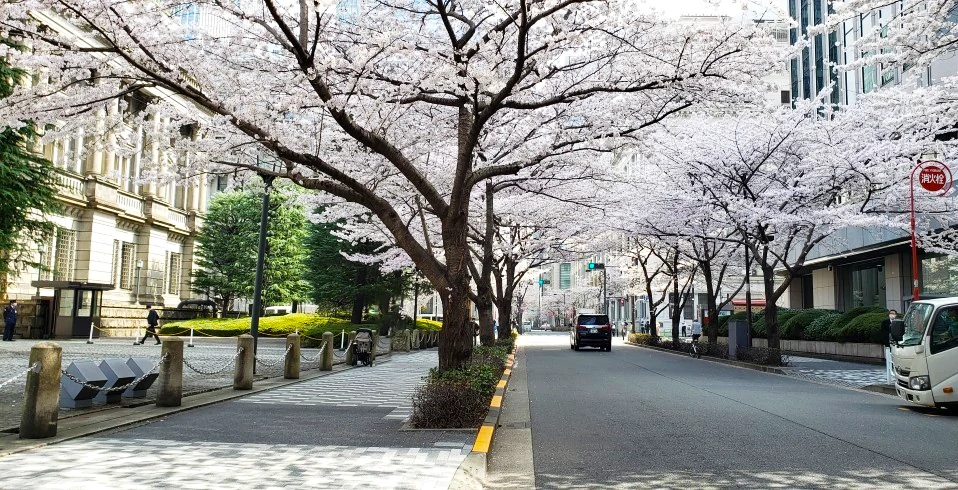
[731,300,766,307]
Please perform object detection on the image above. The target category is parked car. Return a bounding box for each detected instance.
[570,313,612,351]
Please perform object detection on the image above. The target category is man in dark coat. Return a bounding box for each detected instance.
[135,304,161,345]
[3,299,17,341]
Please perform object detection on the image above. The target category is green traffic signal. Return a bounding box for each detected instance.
[588,262,596,270]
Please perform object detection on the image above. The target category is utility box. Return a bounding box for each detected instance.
[124,357,159,398]
[728,320,750,360]
[95,358,136,404]
[60,360,106,409]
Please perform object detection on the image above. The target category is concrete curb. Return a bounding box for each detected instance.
[451,350,516,489]
[626,342,787,375]
[0,351,392,457]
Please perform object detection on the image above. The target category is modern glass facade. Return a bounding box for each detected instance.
[788,0,840,103]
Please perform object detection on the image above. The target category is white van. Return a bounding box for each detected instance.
[890,298,958,409]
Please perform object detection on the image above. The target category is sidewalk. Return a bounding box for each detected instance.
[0,336,326,431]
[0,348,475,489]
[781,355,895,394]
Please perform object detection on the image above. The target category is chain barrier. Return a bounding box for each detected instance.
[332,343,351,359]
[300,342,326,363]
[60,354,168,393]
[0,362,40,391]
[254,343,292,368]
[183,348,244,375]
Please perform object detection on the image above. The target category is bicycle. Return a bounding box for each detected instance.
[689,335,702,359]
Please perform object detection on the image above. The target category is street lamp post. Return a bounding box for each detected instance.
[249,172,276,369]
[134,260,144,305]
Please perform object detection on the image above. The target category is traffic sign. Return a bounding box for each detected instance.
[919,165,948,192]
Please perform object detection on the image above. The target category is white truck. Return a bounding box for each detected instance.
[890,298,958,409]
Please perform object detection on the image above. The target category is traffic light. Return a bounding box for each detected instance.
[588,262,605,270]
[538,279,544,285]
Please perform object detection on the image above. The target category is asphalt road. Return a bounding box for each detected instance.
[521,331,958,489]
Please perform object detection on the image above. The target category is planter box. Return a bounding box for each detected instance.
[715,337,883,360]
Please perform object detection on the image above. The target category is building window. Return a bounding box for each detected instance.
[842,262,885,309]
[119,242,137,290]
[920,255,958,296]
[780,90,791,104]
[111,240,120,287]
[929,306,958,355]
[53,228,77,281]
[168,253,182,295]
[559,263,571,289]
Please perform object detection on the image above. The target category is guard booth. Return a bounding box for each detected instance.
[31,281,113,339]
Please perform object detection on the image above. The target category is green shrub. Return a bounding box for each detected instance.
[805,313,841,341]
[780,309,835,340]
[828,312,887,344]
[416,319,443,331]
[751,308,799,338]
[159,314,368,347]
[628,333,654,345]
[410,381,488,428]
[833,306,886,330]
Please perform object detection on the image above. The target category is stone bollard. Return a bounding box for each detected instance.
[234,334,254,390]
[285,333,301,379]
[346,331,357,366]
[321,332,333,371]
[20,342,62,439]
[412,329,421,350]
[370,333,379,363]
[156,337,184,408]
[405,329,412,351]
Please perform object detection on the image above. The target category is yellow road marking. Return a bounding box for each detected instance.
[472,425,494,452]
[491,395,502,408]
[497,380,506,389]
[503,369,512,376]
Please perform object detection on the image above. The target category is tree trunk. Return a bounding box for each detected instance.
[702,264,719,344]
[497,297,514,338]
[351,267,368,324]
[476,285,496,346]
[437,208,473,370]
[762,263,781,365]
[671,257,680,346]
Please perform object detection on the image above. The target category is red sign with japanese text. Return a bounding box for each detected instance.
[919,165,948,192]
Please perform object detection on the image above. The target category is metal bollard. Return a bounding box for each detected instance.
[284,333,300,379]
[234,334,254,390]
[156,337,184,407]
[346,331,357,366]
[321,332,333,371]
[20,342,62,439]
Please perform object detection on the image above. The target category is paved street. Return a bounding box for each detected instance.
[0,350,473,489]
[508,331,958,489]
[0,337,330,431]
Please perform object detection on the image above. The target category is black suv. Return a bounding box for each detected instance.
[570,314,612,351]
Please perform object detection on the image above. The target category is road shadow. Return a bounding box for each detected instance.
[535,468,958,489]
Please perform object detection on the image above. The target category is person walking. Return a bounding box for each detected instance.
[881,310,898,385]
[136,304,161,345]
[3,299,18,341]
[621,322,628,340]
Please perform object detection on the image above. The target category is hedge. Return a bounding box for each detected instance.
[160,314,372,347]
[714,306,888,344]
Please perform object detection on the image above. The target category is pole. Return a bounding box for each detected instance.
[188,327,195,347]
[86,322,94,344]
[603,268,607,314]
[745,245,753,334]
[538,276,542,330]
[911,162,920,301]
[413,272,420,328]
[250,174,275,370]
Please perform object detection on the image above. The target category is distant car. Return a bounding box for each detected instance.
[570,313,612,351]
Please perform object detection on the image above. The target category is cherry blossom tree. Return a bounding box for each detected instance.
[1,0,782,369]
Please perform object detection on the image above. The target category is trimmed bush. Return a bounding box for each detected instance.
[833,306,886,331]
[736,346,789,366]
[751,308,799,338]
[415,318,443,331]
[829,311,887,344]
[411,345,507,429]
[805,313,841,341]
[160,314,368,347]
[780,309,835,340]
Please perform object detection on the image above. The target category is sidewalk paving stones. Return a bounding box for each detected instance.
[0,348,474,489]
[782,355,891,390]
